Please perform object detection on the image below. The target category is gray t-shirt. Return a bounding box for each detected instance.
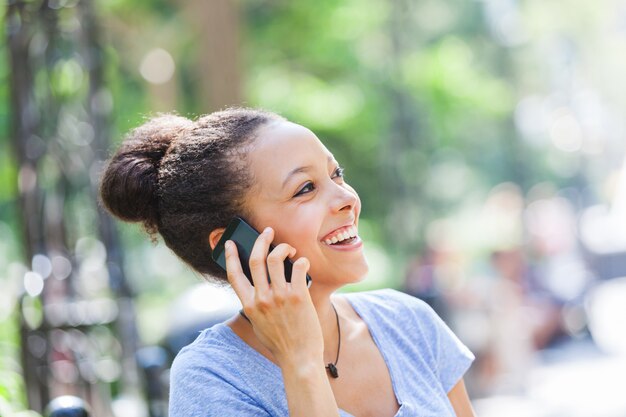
[169,289,474,416]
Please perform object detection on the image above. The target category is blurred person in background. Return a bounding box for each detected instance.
[476,248,564,396]
[403,246,451,321]
[99,108,476,417]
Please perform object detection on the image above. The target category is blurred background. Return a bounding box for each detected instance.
[1,0,626,416]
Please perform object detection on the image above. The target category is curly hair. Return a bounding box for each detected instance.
[99,107,286,281]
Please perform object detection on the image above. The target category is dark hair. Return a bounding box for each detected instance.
[99,107,285,281]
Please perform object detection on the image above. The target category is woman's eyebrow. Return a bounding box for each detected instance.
[281,155,334,189]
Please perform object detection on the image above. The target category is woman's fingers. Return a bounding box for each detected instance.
[248,227,274,292]
[226,225,307,318]
[224,240,253,302]
[291,256,311,293]
[267,243,296,294]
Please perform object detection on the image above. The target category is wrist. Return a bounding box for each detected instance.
[277,355,325,380]
[279,355,340,417]
[273,342,323,368]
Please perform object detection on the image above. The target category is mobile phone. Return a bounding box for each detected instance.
[212,217,312,287]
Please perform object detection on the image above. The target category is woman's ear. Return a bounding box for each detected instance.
[208,228,226,251]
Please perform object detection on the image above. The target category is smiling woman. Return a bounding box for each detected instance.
[99,107,476,417]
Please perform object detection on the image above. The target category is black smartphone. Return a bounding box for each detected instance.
[211,217,312,287]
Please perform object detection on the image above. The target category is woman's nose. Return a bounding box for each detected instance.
[330,183,358,213]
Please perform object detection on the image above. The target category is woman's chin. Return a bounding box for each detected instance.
[308,265,368,289]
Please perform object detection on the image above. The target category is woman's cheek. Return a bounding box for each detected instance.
[273,214,317,250]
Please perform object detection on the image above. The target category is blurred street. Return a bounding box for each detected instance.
[475,338,626,417]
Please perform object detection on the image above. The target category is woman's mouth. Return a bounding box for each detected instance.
[330,236,357,245]
[321,224,363,251]
[322,224,357,245]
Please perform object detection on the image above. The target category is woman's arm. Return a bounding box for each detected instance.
[225,228,340,417]
[279,359,339,417]
[447,379,476,417]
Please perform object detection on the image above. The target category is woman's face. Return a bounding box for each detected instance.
[242,121,368,290]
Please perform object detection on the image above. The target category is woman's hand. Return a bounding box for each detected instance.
[224,226,324,368]
[224,226,340,417]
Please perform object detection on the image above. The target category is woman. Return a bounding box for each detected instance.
[100,107,475,416]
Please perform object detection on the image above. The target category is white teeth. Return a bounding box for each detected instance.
[323,225,358,245]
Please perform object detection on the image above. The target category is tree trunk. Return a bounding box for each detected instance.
[179,0,243,111]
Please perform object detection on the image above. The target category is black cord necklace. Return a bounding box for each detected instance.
[325,302,341,378]
[238,303,341,379]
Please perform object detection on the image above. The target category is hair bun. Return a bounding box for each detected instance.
[99,114,192,232]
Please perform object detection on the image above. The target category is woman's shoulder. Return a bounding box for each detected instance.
[170,324,269,397]
[170,322,280,387]
[170,323,238,375]
[343,288,475,393]
[342,288,449,346]
[169,323,277,416]
[343,288,433,317]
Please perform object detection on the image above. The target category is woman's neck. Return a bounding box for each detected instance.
[310,289,342,366]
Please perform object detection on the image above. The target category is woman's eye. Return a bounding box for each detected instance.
[333,166,345,178]
[295,182,315,197]
[294,167,345,197]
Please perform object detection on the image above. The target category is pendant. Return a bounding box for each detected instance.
[326,363,339,378]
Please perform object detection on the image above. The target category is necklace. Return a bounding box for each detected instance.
[325,302,341,378]
[238,303,341,379]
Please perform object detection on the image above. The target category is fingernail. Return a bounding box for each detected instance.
[264,227,272,234]
[225,240,233,249]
